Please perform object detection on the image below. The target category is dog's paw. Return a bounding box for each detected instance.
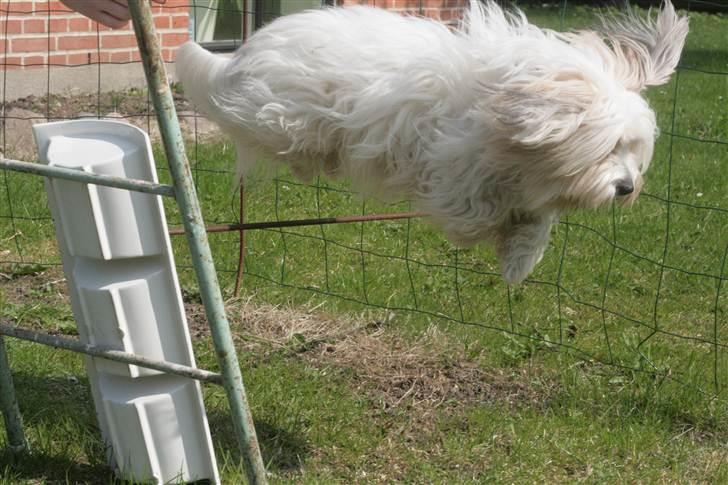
[496,214,555,284]
[500,250,544,285]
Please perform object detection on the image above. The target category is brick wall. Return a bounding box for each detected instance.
[1,0,469,71]
[0,0,189,70]
[338,0,470,24]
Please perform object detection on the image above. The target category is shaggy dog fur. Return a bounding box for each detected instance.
[176,0,688,283]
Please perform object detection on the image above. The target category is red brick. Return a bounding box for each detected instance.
[8,2,34,14]
[161,32,188,47]
[49,54,67,65]
[171,14,189,29]
[154,15,171,29]
[23,55,45,66]
[101,34,139,49]
[10,36,47,53]
[48,1,72,12]
[2,20,23,35]
[58,35,97,50]
[110,51,131,62]
[23,18,46,34]
[438,7,465,22]
[68,17,91,32]
[131,49,142,62]
[420,0,462,6]
[109,51,131,63]
[66,52,97,65]
[2,56,24,67]
[167,5,189,14]
[49,18,68,32]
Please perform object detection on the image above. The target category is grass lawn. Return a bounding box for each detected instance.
[1,3,728,483]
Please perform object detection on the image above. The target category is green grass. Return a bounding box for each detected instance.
[2,4,728,483]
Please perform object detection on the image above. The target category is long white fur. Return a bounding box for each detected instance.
[176,0,688,284]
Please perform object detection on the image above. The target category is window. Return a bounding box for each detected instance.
[192,0,330,52]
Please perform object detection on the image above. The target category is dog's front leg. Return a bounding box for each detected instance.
[496,212,557,284]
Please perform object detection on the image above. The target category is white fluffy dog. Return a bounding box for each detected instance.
[176,0,688,283]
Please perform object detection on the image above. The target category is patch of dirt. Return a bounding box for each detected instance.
[3,89,191,121]
[1,88,223,161]
[0,107,44,160]
[0,265,67,307]
[0,265,73,335]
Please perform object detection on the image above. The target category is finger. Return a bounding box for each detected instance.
[93,10,129,29]
[100,0,132,22]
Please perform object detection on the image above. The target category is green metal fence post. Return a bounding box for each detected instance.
[127,2,267,484]
[0,335,28,456]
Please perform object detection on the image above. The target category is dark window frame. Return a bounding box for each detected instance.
[196,0,335,52]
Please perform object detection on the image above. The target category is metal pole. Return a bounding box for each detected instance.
[0,335,28,456]
[127,2,267,484]
[0,158,175,197]
[0,324,223,385]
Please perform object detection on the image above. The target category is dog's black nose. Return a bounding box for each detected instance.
[615,180,634,196]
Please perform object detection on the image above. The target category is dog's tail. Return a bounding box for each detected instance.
[175,41,229,121]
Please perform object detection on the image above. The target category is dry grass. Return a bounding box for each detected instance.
[1,267,558,417]
[215,296,560,415]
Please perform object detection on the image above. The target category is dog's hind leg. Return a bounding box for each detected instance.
[233,139,280,184]
[496,212,558,284]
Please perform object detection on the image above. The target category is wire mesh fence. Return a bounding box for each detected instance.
[1,0,727,407]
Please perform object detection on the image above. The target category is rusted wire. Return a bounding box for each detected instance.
[168,211,427,236]
[233,183,246,297]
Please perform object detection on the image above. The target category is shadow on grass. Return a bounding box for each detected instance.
[2,372,309,481]
[681,49,728,72]
[207,409,310,474]
[0,372,112,483]
[0,450,114,484]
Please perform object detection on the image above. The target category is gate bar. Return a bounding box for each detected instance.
[127,2,267,484]
[0,158,175,197]
[0,324,222,384]
[0,335,28,456]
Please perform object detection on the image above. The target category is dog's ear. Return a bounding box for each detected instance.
[486,71,599,145]
[488,76,589,146]
[595,0,689,91]
[483,71,620,176]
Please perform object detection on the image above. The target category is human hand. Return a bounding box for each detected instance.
[60,0,167,29]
